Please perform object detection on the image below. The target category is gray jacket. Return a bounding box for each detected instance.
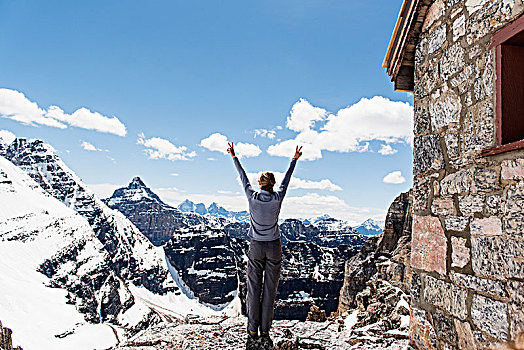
[233,157,297,241]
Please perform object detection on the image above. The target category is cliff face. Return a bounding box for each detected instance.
[338,190,413,313]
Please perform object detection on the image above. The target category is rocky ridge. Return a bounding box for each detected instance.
[0,139,182,338]
[336,190,413,343]
[114,314,410,350]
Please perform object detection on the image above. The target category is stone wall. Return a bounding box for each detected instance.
[0,321,22,350]
[411,0,524,349]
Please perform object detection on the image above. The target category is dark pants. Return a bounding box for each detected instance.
[246,238,282,333]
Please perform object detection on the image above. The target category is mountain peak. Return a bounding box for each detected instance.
[129,176,147,189]
[105,176,165,206]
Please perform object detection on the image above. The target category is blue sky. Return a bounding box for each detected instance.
[0,0,413,224]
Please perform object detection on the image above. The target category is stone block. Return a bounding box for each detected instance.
[486,194,501,215]
[414,103,430,135]
[410,307,437,350]
[503,182,524,236]
[463,101,495,153]
[471,294,508,340]
[431,309,458,345]
[414,173,439,213]
[453,14,466,41]
[423,0,445,31]
[471,236,514,279]
[444,133,460,159]
[445,216,469,231]
[501,158,524,180]
[508,281,524,339]
[440,44,465,82]
[414,134,444,176]
[441,169,472,196]
[458,194,484,216]
[431,197,456,216]
[472,168,499,193]
[412,215,447,275]
[450,272,505,298]
[430,91,461,132]
[411,270,422,303]
[454,319,484,350]
[451,237,470,268]
[450,65,473,94]
[508,238,524,279]
[423,275,468,319]
[465,0,490,15]
[470,217,502,236]
[428,24,447,55]
[473,53,494,101]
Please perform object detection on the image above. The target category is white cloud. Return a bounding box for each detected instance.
[46,106,127,136]
[244,172,342,191]
[382,171,406,184]
[207,157,217,161]
[81,141,105,152]
[0,88,127,136]
[217,190,232,194]
[170,173,179,177]
[137,133,196,161]
[286,98,328,132]
[0,129,16,144]
[254,128,276,139]
[199,133,261,158]
[378,144,398,155]
[268,96,413,161]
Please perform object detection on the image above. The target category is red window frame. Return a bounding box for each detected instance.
[481,14,524,157]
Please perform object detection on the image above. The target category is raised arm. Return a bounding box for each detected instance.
[277,146,302,198]
[228,142,255,198]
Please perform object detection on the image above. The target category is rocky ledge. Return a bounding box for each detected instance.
[114,313,410,350]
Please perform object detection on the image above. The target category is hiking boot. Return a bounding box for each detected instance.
[259,332,274,349]
[246,335,259,350]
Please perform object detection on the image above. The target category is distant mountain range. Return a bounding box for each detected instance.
[176,199,384,236]
[177,199,250,222]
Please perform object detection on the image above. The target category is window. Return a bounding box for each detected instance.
[482,14,524,156]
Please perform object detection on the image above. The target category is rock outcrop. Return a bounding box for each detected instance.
[337,190,413,315]
[0,321,22,350]
[276,241,359,320]
[114,314,410,350]
[164,226,242,307]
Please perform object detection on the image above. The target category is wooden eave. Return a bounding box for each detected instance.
[383,0,432,92]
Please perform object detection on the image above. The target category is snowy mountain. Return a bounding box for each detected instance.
[354,218,384,236]
[103,177,209,245]
[177,199,249,222]
[0,139,240,350]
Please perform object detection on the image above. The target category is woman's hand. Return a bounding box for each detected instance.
[293,145,303,160]
[227,142,236,158]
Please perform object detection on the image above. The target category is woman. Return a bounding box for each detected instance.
[227,142,302,347]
